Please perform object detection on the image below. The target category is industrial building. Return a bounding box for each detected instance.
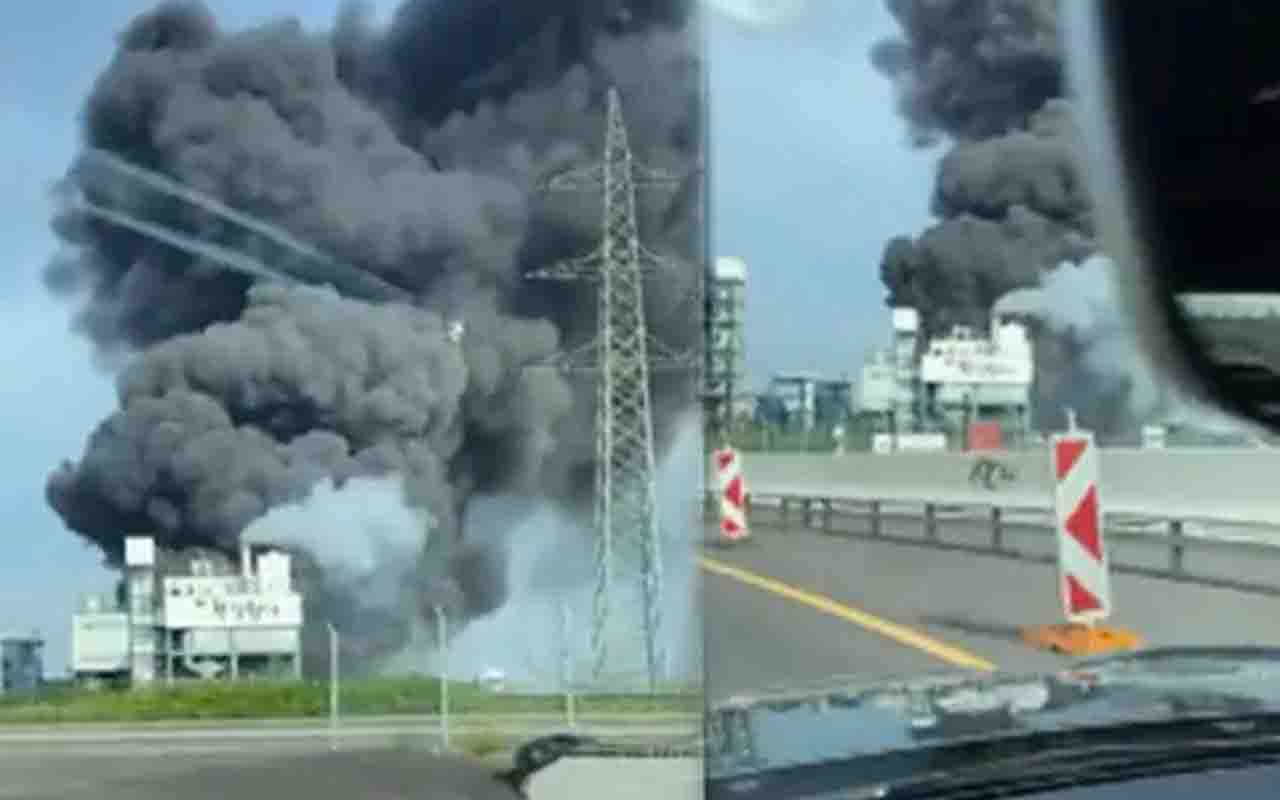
[859,308,1034,450]
[0,631,44,694]
[756,372,854,433]
[71,536,303,687]
[707,256,753,425]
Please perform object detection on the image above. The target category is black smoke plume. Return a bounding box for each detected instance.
[870,0,1154,436]
[45,0,702,670]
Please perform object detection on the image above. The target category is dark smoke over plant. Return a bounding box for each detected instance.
[870,0,1159,437]
[870,0,1063,146]
[45,0,701,669]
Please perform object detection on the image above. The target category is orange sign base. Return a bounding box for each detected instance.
[1020,623,1142,656]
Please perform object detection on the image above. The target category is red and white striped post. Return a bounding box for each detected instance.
[1052,431,1111,621]
[713,447,749,543]
[1021,428,1141,655]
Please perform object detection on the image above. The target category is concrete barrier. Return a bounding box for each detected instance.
[714,449,1280,525]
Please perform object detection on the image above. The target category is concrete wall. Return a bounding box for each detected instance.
[714,449,1280,525]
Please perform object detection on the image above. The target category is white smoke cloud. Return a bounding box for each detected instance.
[240,475,431,579]
[995,254,1258,437]
[240,476,434,615]
[386,411,704,691]
[705,0,808,29]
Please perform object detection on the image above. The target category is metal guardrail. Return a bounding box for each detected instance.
[720,450,1280,526]
[703,492,1280,598]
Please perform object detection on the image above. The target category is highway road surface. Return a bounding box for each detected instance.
[702,515,1280,701]
[0,716,700,800]
[3,748,700,800]
[0,713,698,749]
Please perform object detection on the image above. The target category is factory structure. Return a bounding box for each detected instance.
[756,372,855,433]
[706,256,753,426]
[706,248,1035,451]
[0,631,44,695]
[857,308,1034,450]
[718,265,1256,451]
[751,307,1033,451]
[71,536,303,687]
[708,256,859,434]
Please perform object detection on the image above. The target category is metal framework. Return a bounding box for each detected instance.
[528,87,691,689]
[696,7,728,447]
[704,270,743,445]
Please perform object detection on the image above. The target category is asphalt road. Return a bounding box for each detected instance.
[1,717,701,800]
[0,714,697,748]
[2,746,701,800]
[702,515,1280,701]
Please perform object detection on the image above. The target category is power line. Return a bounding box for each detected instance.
[526,86,695,691]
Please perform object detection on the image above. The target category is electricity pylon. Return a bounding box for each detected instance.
[527,86,693,691]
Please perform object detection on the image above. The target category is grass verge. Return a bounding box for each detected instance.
[0,677,701,724]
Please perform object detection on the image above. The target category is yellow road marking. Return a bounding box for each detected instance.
[698,555,997,672]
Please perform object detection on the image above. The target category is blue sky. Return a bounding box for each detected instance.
[2,0,937,673]
[709,1,938,384]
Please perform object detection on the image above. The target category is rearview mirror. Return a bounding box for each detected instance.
[1067,1,1280,431]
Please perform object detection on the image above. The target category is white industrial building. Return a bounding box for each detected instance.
[859,309,926,430]
[859,307,1034,448]
[708,256,753,420]
[71,536,303,686]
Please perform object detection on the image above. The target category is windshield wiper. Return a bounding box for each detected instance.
[867,714,1280,800]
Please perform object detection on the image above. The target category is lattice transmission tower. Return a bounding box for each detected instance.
[527,86,693,690]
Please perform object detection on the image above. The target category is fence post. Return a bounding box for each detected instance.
[821,499,833,530]
[559,601,576,729]
[780,498,789,526]
[924,503,937,541]
[990,507,1004,551]
[435,606,450,750]
[1168,519,1186,574]
[327,623,339,752]
[869,501,881,538]
[802,498,814,528]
